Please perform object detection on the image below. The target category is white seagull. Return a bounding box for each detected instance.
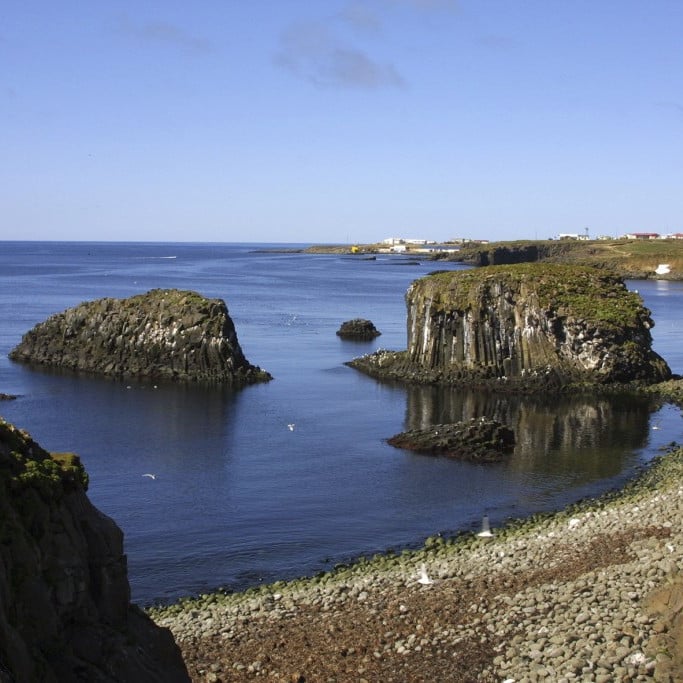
[417,563,434,585]
[476,515,494,538]
[287,423,295,431]
[142,473,157,480]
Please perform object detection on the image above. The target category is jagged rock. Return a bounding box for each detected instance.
[387,418,515,462]
[336,319,381,341]
[348,264,671,390]
[645,572,683,682]
[9,289,271,385]
[0,393,16,401]
[0,417,190,682]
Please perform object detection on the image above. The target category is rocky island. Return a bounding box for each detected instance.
[0,417,189,682]
[349,264,671,391]
[9,289,271,386]
[336,318,381,341]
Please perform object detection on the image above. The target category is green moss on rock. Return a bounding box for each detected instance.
[418,264,646,331]
[350,263,671,389]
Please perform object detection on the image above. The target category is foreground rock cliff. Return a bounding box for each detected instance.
[9,289,271,385]
[349,264,671,390]
[0,417,190,682]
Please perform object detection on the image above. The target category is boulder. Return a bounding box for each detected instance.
[9,289,271,385]
[0,417,190,682]
[349,264,671,391]
[336,319,381,341]
[387,418,515,462]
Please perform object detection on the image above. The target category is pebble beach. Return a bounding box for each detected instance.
[150,436,683,683]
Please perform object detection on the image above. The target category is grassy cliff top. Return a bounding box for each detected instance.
[414,263,647,330]
[448,238,683,279]
[0,419,89,496]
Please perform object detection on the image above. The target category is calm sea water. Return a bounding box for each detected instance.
[1,242,681,605]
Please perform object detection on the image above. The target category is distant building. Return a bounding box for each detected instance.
[668,233,683,240]
[624,232,660,240]
[558,233,589,241]
[383,237,433,246]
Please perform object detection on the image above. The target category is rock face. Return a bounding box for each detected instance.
[349,264,671,390]
[9,289,271,385]
[387,418,515,462]
[646,573,683,681]
[336,319,381,341]
[0,417,190,682]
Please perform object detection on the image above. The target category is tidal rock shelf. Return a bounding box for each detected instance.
[349,264,671,391]
[9,289,271,386]
[387,417,515,463]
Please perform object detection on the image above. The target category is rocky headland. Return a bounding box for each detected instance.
[302,238,683,281]
[349,264,671,391]
[450,238,683,281]
[0,417,189,682]
[9,289,271,386]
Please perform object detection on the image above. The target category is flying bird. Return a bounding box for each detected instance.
[287,423,295,431]
[142,473,156,480]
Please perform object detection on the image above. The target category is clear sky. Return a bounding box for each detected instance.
[2,1,682,244]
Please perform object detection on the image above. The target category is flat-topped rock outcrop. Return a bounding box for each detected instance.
[0,417,190,682]
[349,264,671,390]
[9,289,271,385]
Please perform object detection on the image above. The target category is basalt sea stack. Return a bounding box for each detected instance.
[9,289,271,385]
[349,264,671,390]
[0,417,190,682]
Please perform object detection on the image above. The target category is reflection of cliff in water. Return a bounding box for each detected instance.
[403,385,657,481]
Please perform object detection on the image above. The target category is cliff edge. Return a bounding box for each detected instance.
[9,289,271,385]
[349,264,671,390]
[0,417,189,682]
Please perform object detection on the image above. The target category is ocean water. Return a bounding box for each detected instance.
[1,242,681,605]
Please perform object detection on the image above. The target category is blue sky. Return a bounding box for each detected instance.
[2,1,682,244]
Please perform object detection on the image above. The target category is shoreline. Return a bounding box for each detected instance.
[150,438,683,682]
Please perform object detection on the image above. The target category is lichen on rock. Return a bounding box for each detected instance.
[9,288,271,386]
[349,264,671,390]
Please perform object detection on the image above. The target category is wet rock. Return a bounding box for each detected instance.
[387,418,515,462]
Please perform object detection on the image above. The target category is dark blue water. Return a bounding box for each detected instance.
[1,242,681,605]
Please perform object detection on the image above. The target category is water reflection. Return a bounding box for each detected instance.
[402,385,659,482]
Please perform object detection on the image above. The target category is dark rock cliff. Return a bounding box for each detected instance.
[9,289,271,385]
[0,417,190,682]
[349,264,671,390]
